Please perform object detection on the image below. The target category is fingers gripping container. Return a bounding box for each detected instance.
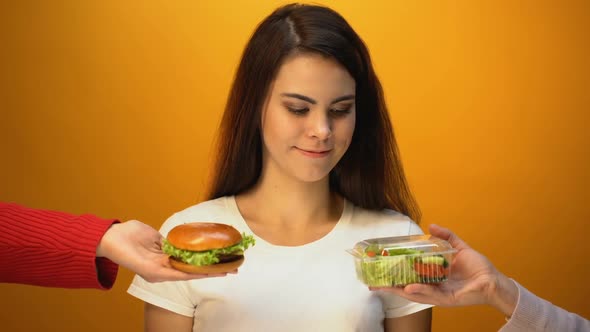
[347,235,457,287]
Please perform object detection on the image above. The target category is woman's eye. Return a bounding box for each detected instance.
[287,106,309,115]
[330,108,351,117]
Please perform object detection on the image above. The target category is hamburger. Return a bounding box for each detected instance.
[162,222,255,274]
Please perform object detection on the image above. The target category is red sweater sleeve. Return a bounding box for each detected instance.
[0,202,119,289]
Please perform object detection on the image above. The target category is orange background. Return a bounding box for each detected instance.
[1,1,588,331]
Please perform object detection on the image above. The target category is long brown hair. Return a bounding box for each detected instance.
[207,3,421,222]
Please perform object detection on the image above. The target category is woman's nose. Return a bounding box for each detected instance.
[307,112,332,140]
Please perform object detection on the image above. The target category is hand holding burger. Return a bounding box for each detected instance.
[162,222,255,274]
[97,220,232,283]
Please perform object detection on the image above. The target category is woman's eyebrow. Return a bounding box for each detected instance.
[281,93,316,104]
[331,94,355,104]
[280,93,355,105]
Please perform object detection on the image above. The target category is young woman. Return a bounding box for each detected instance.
[128,4,432,331]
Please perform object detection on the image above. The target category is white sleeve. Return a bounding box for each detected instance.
[378,290,434,318]
[127,275,197,317]
[499,280,590,332]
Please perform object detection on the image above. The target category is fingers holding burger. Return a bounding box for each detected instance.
[162,222,255,274]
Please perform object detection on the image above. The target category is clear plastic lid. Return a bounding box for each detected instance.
[348,234,456,258]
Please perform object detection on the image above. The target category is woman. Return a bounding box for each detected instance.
[128,4,432,331]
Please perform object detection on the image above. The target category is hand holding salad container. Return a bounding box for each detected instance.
[347,235,457,287]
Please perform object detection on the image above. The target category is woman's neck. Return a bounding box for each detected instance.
[235,169,343,245]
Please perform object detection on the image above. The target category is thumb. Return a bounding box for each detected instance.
[429,224,470,250]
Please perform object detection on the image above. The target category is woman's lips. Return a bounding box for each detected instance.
[295,147,331,158]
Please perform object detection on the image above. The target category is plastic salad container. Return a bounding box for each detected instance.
[347,235,457,287]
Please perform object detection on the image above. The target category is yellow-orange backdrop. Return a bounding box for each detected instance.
[1,1,588,331]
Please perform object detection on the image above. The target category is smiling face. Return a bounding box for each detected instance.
[260,53,356,183]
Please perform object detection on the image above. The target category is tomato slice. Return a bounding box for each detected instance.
[413,262,449,278]
[381,249,389,256]
[366,251,376,257]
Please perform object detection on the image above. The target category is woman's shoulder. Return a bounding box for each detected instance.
[347,202,424,237]
[350,203,411,223]
[175,196,230,216]
[159,196,235,235]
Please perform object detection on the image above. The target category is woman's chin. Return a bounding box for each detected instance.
[293,171,331,184]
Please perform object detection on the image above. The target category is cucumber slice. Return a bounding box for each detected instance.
[387,248,423,256]
[420,255,445,265]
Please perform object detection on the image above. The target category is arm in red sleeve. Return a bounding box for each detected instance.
[0,202,119,289]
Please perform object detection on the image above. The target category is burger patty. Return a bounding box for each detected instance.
[216,254,243,263]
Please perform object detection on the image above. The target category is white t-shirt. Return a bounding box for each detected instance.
[127,196,432,332]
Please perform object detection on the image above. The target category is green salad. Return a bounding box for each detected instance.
[357,245,449,286]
